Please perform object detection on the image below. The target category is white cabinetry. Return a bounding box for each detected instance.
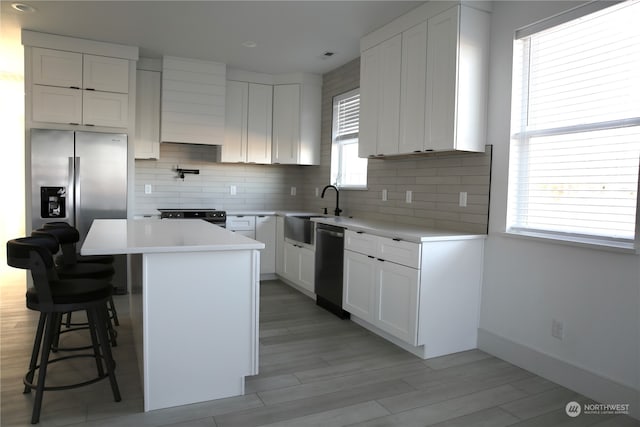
[161,56,226,145]
[30,47,130,128]
[223,81,272,163]
[358,34,402,158]
[255,216,276,275]
[283,241,315,294]
[134,69,161,159]
[226,215,276,276]
[359,3,490,157]
[343,229,483,358]
[272,81,321,165]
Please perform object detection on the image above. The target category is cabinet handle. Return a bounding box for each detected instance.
[377,258,385,262]
[413,150,421,153]
[236,215,245,218]
[85,124,95,127]
[69,122,80,126]
[392,238,402,242]
[367,255,375,259]
[424,149,434,152]
[356,231,364,234]
[85,88,95,91]
[69,86,80,90]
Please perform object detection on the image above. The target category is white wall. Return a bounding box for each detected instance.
[481,0,640,416]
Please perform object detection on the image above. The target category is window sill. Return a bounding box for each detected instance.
[501,229,638,255]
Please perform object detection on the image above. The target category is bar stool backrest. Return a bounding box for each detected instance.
[32,227,80,266]
[6,236,60,310]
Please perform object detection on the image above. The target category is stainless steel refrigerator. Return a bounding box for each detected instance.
[30,129,128,292]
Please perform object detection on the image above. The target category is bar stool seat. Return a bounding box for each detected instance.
[6,235,121,424]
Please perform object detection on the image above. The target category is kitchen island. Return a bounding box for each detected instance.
[81,219,264,411]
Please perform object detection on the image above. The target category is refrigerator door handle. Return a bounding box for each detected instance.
[68,156,76,227]
[74,156,80,224]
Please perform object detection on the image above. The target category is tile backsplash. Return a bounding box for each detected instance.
[134,143,307,215]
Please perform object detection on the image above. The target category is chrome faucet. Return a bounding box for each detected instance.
[321,185,342,216]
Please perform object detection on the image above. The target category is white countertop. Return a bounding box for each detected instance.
[81,219,265,255]
[312,217,486,243]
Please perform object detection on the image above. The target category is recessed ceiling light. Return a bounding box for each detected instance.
[11,2,36,13]
[242,41,257,48]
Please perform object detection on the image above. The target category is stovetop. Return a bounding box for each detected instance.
[158,209,226,220]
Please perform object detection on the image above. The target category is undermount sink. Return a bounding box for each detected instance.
[284,215,321,245]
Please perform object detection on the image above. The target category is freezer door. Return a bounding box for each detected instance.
[75,131,127,245]
[31,129,75,231]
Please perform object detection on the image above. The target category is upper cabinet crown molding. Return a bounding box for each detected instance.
[22,30,138,60]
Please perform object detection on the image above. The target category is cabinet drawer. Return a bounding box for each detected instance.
[378,237,420,269]
[226,215,256,231]
[345,230,378,256]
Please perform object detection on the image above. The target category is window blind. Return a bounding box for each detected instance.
[508,0,640,243]
[333,89,360,142]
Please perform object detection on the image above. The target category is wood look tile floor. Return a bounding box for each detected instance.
[1,277,638,427]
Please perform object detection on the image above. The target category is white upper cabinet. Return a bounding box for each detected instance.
[161,55,226,145]
[223,81,272,164]
[359,34,402,158]
[135,69,161,159]
[30,47,131,128]
[359,2,490,157]
[272,84,301,164]
[83,54,129,93]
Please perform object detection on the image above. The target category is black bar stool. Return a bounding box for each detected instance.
[6,235,121,424]
[32,227,120,330]
[43,222,115,265]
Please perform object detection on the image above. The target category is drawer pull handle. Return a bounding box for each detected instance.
[392,238,402,242]
[356,231,364,234]
[367,255,375,259]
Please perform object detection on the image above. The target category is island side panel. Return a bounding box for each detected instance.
[142,249,259,411]
[129,253,144,389]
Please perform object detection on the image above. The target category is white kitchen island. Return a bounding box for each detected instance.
[81,219,264,411]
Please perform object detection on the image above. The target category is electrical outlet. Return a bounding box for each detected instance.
[405,190,412,204]
[144,184,152,195]
[459,191,468,207]
[552,319,564,340]
[382,189,388,201]
[230,185,237,195]
[291,186,297,196]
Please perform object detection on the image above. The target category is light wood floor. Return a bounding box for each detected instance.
[1,276,638,427]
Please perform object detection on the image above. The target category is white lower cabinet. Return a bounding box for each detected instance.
[255,216,276,275]
[283,241,314,294]
[343,229,483,359]
[343,249,419,344]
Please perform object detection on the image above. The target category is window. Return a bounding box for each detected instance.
[507,1,640,248]
[331,88,367,189]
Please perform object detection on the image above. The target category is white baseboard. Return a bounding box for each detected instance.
[478,328,640,420]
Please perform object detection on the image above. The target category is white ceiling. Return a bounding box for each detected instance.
[1,1,424,75]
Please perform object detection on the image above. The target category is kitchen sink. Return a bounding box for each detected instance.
[284,215,321,245]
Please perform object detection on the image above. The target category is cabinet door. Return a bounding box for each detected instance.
[256,216,276,274]
[82,91,129,128]
[247,83,273,164]
[358,47,379,158]
[83,54,129,93]
[343,250,376,321]
[425,6,459,151]
[31,48,82,88]
[283,241,300,283]
[222,80,248,162]
[272,84,300,164]
[375,260,419,344]
[376,34,402,156]
[135,70,161,159]
[275,216,285,275]
[32,85,82,124]
[399,21,428,154]
[298,246,315,293]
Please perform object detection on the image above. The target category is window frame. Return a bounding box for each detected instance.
[330,88,367,190]
[506,1,640,252]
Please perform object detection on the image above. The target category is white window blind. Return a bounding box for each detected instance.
[508,0,640,245]
[331,88,367,188]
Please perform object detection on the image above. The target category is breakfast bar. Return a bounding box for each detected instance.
[81,219,264,411]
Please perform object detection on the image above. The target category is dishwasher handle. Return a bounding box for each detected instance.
[316,227,344,239]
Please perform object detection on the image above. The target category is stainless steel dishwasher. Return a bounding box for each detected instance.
[314,223,350,319]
